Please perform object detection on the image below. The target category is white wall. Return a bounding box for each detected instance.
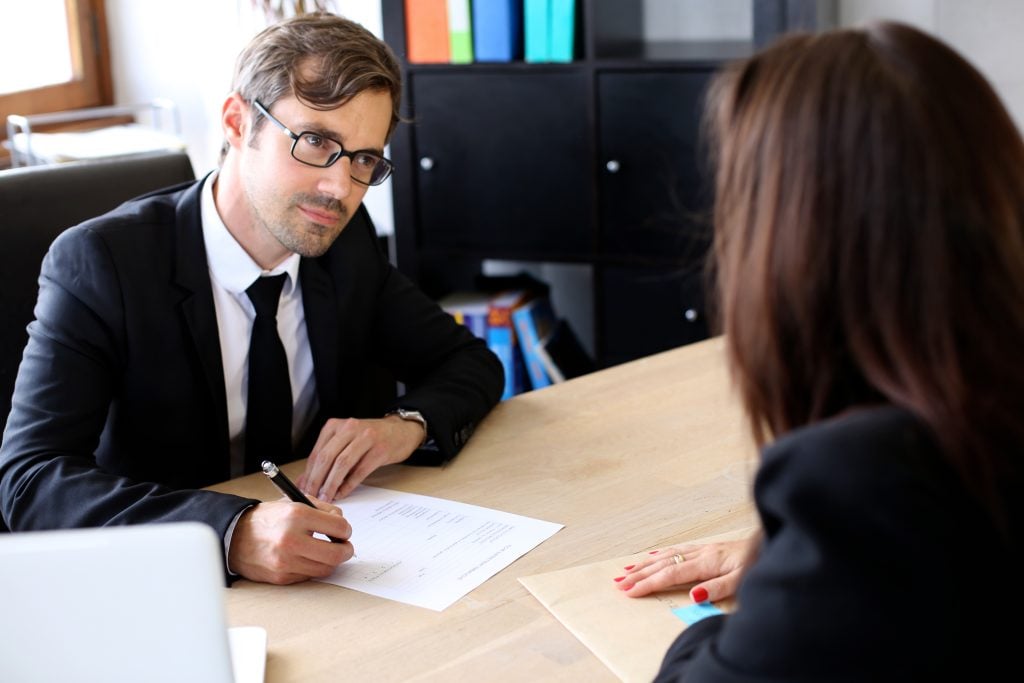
[644,0,752,41]
[640,0,1024,132]
[838,0,1024,132]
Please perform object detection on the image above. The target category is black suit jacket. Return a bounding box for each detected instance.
[656,405,1022,682]
[0,178,503,542]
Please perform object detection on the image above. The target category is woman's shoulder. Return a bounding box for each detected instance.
[762,404,936,479]
[755,405,955,521]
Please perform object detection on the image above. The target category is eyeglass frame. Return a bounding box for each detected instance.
[250,99,394,186]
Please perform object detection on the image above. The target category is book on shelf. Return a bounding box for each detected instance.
[438,291,491,340]
[406,0,450,63]
[535,318,595,383]
[511,295,557,390]
[487,289,533,400]
[549,0,576,62]
[446,0,474,63]
[524,0,550,62]
[472,0,522,62]
[524,0,576,63]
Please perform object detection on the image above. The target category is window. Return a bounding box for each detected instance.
[0,0,112,163]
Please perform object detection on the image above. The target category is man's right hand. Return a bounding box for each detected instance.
[228,498,354,584]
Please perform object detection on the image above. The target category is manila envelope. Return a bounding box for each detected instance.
[519,529,753,683]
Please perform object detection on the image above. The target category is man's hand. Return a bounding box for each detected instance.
[613,537,757,603]
[298,415,424,501]
[228,499,353,584]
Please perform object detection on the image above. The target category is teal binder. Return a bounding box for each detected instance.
[524,0,550,62]
[549,0,575,62]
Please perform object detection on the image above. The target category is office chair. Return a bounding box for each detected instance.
[0,151,196,440]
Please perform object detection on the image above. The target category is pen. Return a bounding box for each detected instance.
[260,460,346,543]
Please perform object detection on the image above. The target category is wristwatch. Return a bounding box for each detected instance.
[386,408,429,445]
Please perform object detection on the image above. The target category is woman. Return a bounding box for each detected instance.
[639,22,1024,681]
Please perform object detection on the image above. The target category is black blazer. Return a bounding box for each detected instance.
[656,405,1022,682]
[0,178,503,539]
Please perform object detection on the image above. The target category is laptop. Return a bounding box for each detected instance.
[0,522,265,683]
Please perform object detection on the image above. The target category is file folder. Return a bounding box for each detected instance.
[524,0,550,62]
[549,0,575,62]
[472,0,522,62]
[447,0,473,63]
[406,0,450,63]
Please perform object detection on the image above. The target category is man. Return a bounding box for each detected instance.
[0,13,503,585]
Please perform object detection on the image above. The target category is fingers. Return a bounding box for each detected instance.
[318,436,373,501]
[303,417,420,501]
[688,570,743,604]
[301,419,347,498]
[335,456,377,499]
[616,554,702,598]
[612,539,753,602]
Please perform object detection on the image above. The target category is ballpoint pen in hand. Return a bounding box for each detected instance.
[260,460,346,543]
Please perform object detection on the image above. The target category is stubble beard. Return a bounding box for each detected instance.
[258,192,350,259]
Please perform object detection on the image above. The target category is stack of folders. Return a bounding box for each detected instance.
[405,0,574,64]
[440,288,594,400]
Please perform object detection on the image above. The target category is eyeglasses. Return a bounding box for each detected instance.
[252,99,394,186]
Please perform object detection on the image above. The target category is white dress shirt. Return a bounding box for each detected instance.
[200,172,320,573]
[200,171,319,479]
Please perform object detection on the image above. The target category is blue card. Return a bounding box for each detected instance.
[672,602,725,625]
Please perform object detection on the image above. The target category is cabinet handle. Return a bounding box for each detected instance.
[419,157,435,171]
[684,308,699,322]
[605,159,621,173]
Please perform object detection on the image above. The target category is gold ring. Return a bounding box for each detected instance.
[672,553,685,564]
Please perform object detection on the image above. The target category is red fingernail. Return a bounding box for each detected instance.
[622,583,634,591]
[649,550,660,554]
[624,564,635,571]
[613,576,626,582]
[691,587,709,603]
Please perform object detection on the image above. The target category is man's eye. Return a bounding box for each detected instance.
[300,133,325,148]
[353,152,379,169]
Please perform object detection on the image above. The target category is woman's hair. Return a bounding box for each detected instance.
[706,22,1024,523]
[223,12,401,158]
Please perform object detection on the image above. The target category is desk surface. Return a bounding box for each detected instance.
[210,336,758,682]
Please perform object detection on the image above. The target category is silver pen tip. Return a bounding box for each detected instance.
[260,460,278,476]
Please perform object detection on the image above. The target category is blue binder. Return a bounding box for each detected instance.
[473,0,522,62]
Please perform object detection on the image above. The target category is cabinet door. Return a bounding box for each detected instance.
[599,265,710,367]
[598,70,714,262]
[411,71,593,257]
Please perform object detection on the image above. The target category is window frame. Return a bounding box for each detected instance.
[0,0,113,162]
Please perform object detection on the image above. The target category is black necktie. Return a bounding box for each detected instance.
[244,274,292,474]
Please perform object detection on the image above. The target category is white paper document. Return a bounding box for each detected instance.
[317,486,563,611]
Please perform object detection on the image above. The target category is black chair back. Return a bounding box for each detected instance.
[0,152,196,437]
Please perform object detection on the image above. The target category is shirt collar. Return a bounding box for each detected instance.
[200,170,301,296]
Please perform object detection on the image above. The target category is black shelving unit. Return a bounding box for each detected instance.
[382,0,831,368]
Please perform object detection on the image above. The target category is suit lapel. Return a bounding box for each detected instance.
[300,257,342,419]
[172,178,230,454]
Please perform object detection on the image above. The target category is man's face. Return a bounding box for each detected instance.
[239,90,392,259]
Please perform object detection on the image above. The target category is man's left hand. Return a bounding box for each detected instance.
[297,415,424,501]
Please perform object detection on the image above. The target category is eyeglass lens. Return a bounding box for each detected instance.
[292,133,391,185]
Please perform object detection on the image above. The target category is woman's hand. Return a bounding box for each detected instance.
[613,537,756,603]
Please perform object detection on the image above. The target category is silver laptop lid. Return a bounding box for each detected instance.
[0,522,234,683]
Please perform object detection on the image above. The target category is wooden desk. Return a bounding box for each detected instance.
[209,336,758,681]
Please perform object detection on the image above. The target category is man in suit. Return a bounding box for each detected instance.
[0,13,503,585]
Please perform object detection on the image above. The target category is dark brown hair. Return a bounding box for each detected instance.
[707,22,1024,523]
[223,12,401,158]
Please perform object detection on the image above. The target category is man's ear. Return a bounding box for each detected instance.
[222,92,248,151]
